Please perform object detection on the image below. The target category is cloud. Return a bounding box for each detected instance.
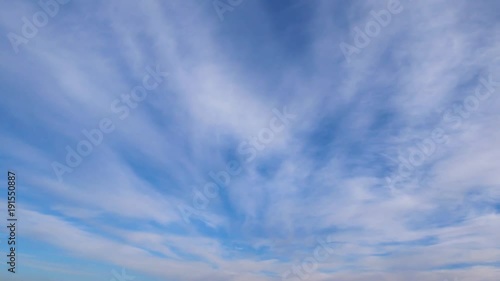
[0,0,498,280]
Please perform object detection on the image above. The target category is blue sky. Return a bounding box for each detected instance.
[0,0,499,280]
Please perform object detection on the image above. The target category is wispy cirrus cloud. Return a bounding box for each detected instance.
[0,0,498,280]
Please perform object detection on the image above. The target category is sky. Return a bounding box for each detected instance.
[0,0,499,280]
